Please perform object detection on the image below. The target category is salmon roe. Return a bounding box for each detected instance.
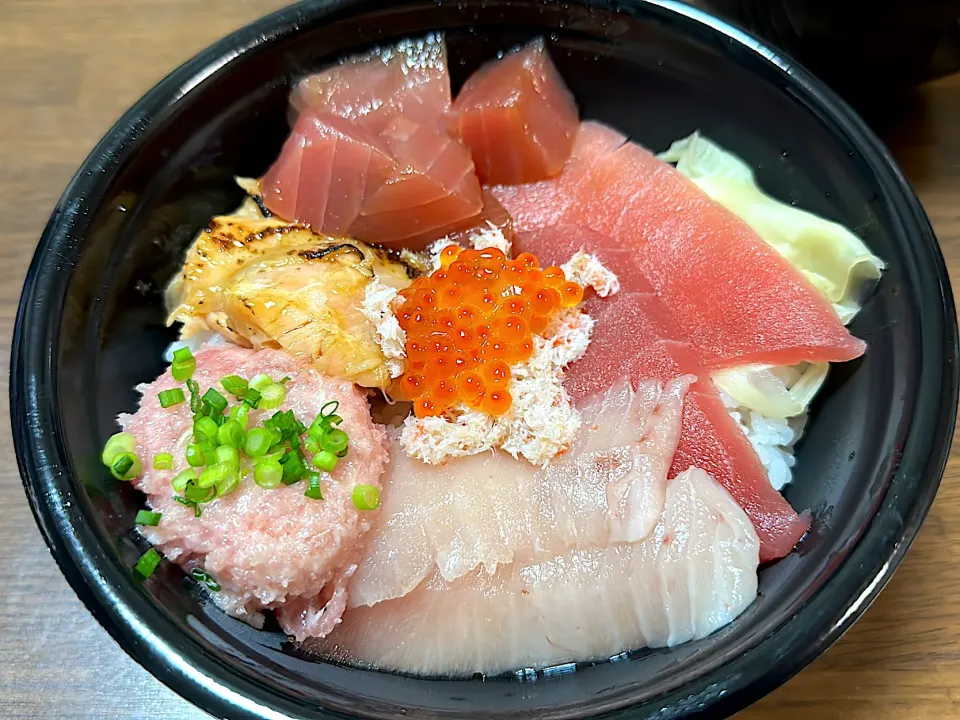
[396,246,584,418]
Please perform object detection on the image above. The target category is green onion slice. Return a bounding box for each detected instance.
[304,471,324,500]
[171,347,197,382]
[135,509,162,526]
[190,567,222,592]
[220,375,248,398]
[101,432,136,466]
[249,374,273,392]
[187,379,201,413]
[172,469,197,493]
[254,459,283,489]
[193,416,218,443]
[242,388,262,409]
[198,463,231,490]
[258,382,286,410]
[243,428,272,458]
[158,388,186,408]
[217,420,244,449]
[185,443,206,468]
[320,400,339,418]
[201,388,228,416]
[111,452,142,481]
[352,484,381,511]
[227,404,249,430]
[153,453,174,470]
[320,428,349,455]
[215,445,239,469]
[312,449,338,473]
[134,548,161,578]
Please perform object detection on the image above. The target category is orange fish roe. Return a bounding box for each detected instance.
[396,246,584,417]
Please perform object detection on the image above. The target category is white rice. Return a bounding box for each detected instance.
[162,330,230,362]
[721,392,807,491]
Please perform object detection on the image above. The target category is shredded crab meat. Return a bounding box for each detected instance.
[400,309,594,466]
[561,250,621,297]
[360,279,407,378]
[471,224,512,255]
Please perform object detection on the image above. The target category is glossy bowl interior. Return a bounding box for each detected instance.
[11,0,959,718]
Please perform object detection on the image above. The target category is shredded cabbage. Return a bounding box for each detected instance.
[658,132,885,325]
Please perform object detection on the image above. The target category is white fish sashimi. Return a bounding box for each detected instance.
[349,376,692,608]
[320,467,760,676]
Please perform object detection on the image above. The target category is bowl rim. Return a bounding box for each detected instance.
[9,0,959,718]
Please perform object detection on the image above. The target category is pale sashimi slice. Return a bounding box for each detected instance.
[489,121,625,230]
[290,33,451,134]
[350,116,483,248]
[557,139,865,368]
[321,467,759,676]
[514,225,810,562]
[449,38,579,184]
[348,377,690,608]
[261,112,396,235]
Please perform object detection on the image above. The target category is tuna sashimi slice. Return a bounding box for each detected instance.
[320,467,759,676]
[489,120,625,230]
[442,187,516,245]
[450,38,579,185]
[350,116,483,248]
[556,137,865,368]
[349,377,691,609]
[261,112,396,236]
[514,225,811,561]
[290,33,451,134]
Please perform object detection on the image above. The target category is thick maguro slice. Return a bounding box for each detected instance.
[351,117,483,248]
[489,121,625,230]
[290,33,451,133]
[321,468,759,676]
[514,225,810,561]
[450,38,579,184]
[350,377,690,608]
[261,112,396,236]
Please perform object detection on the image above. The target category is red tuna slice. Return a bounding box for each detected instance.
[557,140,865,368]
[515,225,810,562]
[443,188,517,245]
[349,116,483,249]
[490,121,626,231]
[450,38,579,185]
[261,111,397,236]
[290,33,451,134]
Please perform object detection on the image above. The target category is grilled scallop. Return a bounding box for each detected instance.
[166,200,412,388]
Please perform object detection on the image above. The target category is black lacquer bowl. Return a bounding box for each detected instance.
[10,1,959,718]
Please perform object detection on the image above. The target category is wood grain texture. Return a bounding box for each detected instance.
[0,2,958,718]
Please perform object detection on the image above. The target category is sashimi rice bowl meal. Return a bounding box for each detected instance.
[100,33,886,677]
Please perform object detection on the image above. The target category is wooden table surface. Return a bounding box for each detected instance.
[2,2,959,718]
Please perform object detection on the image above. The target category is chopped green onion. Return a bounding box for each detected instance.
[320,400,339,418]
[153,453,174,470]
[352,484,381,511]
[242,388,262,409]
[158,388,186,408]
[216,473,240,497]
[135,510,162,527]
[254,459,283,489]
[111,452,142,481]
[220,375,248,398]
[249,374,273,392]
[201,388,228,416]
[259,382,286,410]
[171,347,196,381]
[101,432,136,466]
[186,443,206,467]
[303,436,320,455]
[304,471,324,500]
[215,445,240,469]
[320,428,349,455]
[279,449,308,485]
[134,548,161,578]
[174,495,203,517]
[190,568,222,592]
[312,449,338,473]
[193,416,218,443]
[187,379,201,413]
[185,481,216,503]
[198,463,231,489]
[243,428,272,458]
[217,420,244,449]
[172,469,197,493]
[227,404,249,430]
